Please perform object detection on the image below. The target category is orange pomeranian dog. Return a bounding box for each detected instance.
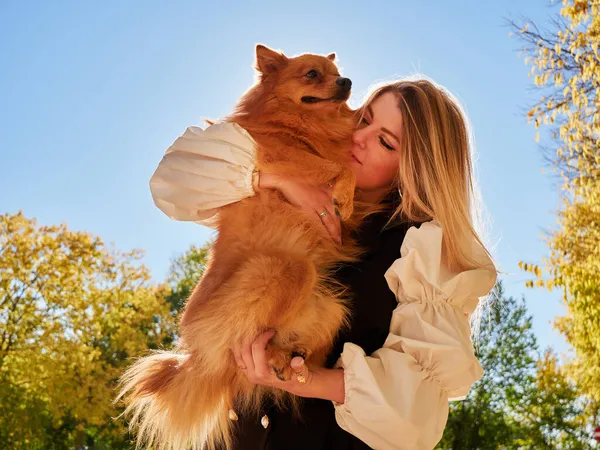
[117,45,361,450]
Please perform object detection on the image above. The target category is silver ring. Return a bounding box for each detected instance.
[327,182,333,188]
[319,209,329,217]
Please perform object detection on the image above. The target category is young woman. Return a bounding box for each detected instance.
[149,78,497,450]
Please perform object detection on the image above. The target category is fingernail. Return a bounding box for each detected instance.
[291,356,305,368]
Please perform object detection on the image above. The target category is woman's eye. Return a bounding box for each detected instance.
[306,70,318,79]
[379,136,395,151]
[360,117,369,125]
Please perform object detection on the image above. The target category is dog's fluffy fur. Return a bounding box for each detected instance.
[117,45,363,450]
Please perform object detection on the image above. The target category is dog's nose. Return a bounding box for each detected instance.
[336,77,352,91]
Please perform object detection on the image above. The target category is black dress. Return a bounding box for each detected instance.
[228,194,416,450]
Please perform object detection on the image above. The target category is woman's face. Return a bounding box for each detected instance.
[349,92,402,197]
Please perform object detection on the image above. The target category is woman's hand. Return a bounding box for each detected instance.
[232,330,346,403]
[258,172,342,244]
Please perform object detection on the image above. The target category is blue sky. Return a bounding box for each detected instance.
[0,1,570,354]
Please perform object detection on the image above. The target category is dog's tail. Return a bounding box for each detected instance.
[116,351,235,450]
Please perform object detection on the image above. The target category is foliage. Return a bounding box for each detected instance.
[512,0,600,403]
[0,212,174,448]
[438,284,598,449]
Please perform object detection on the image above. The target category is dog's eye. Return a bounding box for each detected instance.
[305,70,318,79]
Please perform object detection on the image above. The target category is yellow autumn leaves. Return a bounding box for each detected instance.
[516,0,600,404]
[0,212,175,447]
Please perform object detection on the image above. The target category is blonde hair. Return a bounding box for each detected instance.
[359,76,494,274]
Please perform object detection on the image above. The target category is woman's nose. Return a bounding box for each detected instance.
[352,128,367,149]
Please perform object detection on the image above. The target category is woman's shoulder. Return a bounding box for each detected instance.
[386,219,497,311]
[172,121,256,153]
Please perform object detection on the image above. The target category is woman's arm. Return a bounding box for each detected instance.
[150,122,342,240]
[149,123,257,227]
[331,221,497,450]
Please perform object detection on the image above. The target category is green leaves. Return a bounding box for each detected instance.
[437,284,597,449]
[165,242,212,314]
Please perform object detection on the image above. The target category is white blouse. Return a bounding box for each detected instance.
[149,122,257,228]
[149,123,497,450]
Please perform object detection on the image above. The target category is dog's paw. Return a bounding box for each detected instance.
[267,345,293,381]
[336,198,354,221]
[267,346,311,381]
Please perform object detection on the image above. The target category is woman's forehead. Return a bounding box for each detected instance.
[369,92,403,133]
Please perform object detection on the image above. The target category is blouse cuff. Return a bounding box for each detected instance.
[332,343,425,449]
[248,166,260,194]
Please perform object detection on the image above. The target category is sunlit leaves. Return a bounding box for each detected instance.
[513,0,600,404]
[0,212,174,447]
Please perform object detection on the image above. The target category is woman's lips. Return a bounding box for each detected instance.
[351,153,362,164]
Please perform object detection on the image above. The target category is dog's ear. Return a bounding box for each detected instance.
[255,44,288,74]
[327,53,336,61]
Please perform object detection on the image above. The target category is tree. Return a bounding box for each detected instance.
[438,284,598,449]
[438,284,538,449]
[511,0,600,404]
[0,212,175,449]
[520,349,597,449]
[164,242,211,314]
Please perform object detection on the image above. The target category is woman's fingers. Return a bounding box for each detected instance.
[274,177,343,244]
[251,330,277,379]
[232,342,246,370]
[239,336,256,375]
[235,330,279,386]
[290,356,307,384]
[315,204,342,244]
[321,185,342,244]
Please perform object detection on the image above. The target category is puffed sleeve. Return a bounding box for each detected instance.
[333,220,497,450]
[149,122,257,228]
